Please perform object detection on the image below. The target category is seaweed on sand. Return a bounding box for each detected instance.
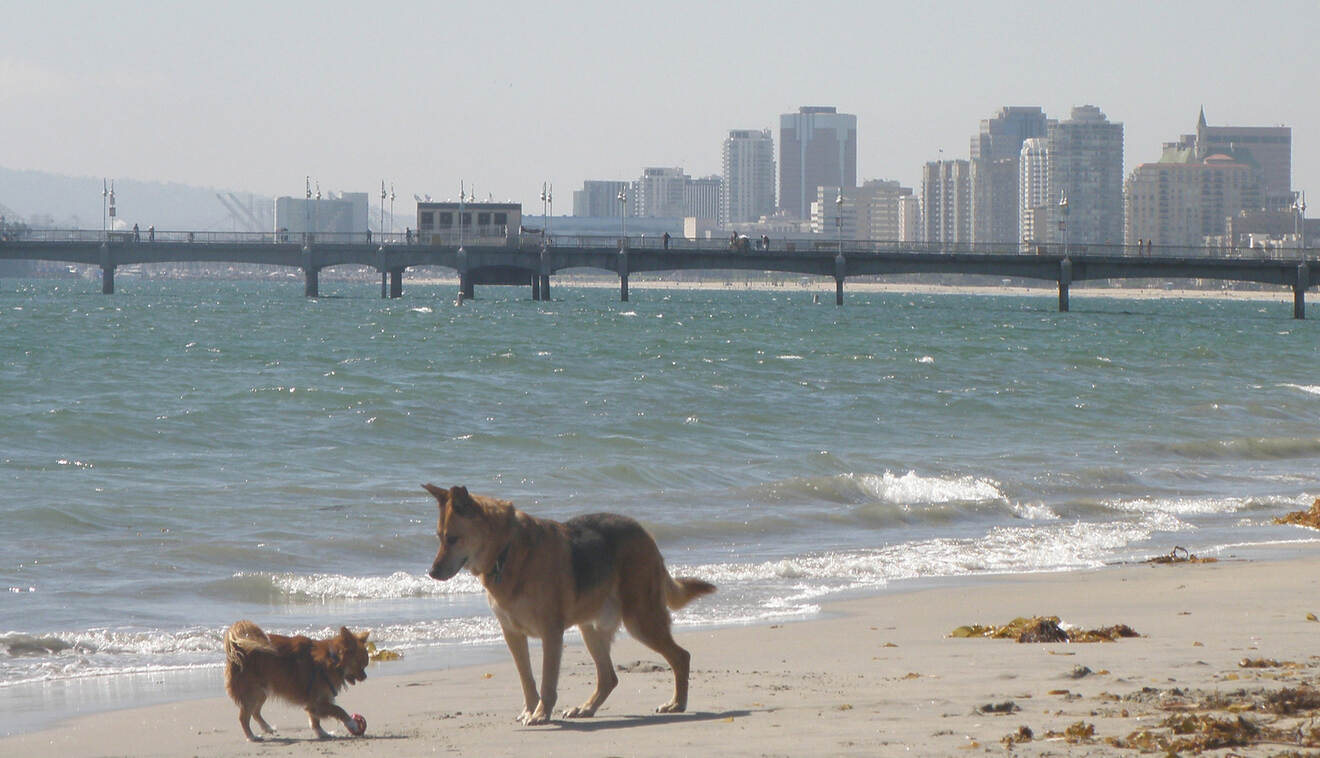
[949,616,1139,643]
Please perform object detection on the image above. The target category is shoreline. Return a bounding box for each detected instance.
[396,274,1294,303]
[6,552,1320,756]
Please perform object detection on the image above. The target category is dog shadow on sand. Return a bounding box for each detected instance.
[550,709,755,732]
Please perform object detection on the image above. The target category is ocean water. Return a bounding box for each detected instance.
[2,277,1319,733]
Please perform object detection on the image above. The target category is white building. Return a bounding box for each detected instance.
[722,129,776,225]
[1018,137,1050,246]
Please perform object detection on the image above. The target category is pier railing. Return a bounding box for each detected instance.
[5,228,1308,261]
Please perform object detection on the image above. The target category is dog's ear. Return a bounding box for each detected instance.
[449,485,477,515]
[422,483,449,506]
[357,629,370,643]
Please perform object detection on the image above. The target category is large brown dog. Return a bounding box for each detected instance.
[425,484,715,725]
[223,620,370,741]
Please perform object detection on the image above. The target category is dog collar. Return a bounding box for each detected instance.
[487,543,511,584]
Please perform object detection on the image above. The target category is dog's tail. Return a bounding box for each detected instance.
[223,619,275,673]
[664,575,716,610]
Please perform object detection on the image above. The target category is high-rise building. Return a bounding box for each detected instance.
[1019,137,1050,246]
[779,106,857,220]
[921,160,972,245]
[722,129,776,225]
[897,195,921,243]
[1162,108,1292,211]
[683,175,723,221]
[1046,105,1124,247]
[812,186,855,239]
[573,180,632,217]
[1125,153,1261,248]
[635,168,689,218]
[970,107,1051,246]
[811,180,913,240]
[857,179,913,240]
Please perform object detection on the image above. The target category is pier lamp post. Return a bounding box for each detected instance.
[540,182,548,238]
[1058,190,1069,258]
[389,184,395,240]
[1294,192,1307,258]
[458,181,469,250]
[380,181,387,243]
[547,183,553,239]
[102,179,108,240]
[304,177,312,244]
[618,189,627,240]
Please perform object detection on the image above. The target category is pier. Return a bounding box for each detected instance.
[1,230,1314,318]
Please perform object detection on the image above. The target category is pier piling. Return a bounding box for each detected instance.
[98,242,114,294]
[1296,262,1309,320]
[1058,258,1072,313]
[618,247,629,302]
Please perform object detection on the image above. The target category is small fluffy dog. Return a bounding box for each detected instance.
[223,619,370,741]
[425,484,716,725]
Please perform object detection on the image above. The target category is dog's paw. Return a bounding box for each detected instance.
[519,707,552,726]
[562,705,596,719]
[655,700,686,714]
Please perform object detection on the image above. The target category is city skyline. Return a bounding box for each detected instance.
[2,1,1317,218]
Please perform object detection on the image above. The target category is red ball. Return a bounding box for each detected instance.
[350,713,367,736]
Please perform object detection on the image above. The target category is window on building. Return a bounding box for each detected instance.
[493,213,507,225]
[438,212,453,228]
[478,212,491,226]
[419,211,435,230]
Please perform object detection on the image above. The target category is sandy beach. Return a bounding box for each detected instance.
[6,553,1320,757]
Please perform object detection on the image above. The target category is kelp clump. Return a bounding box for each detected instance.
[366,640,403,662]
[1274,497,1320,529]
[1145,545,1218,564]
[949,616,1139,643]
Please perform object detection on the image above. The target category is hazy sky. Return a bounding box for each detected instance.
[3,0,1317,217]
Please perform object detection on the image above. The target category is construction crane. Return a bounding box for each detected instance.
[215,193,270,232]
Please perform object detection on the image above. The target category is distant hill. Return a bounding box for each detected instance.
[0,167,273,232]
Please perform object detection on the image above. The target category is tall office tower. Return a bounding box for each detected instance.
[779,106,857,220]
[970,107,1051,245]
[722,129,776,225]
[1046,105,1124,246]
[683,175,723,220]
[1125,155,1260,247]
[1189,108,1291,210]
[1018,137,1050,245]
[921,160,972,245]
[573,180,632,217]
